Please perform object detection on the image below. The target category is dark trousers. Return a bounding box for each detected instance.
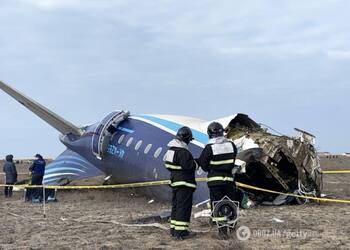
[27,174,44,201]
[209,184,240,208]
[209,184,243,234]
[170,187,194,236]
[4,182,14,197]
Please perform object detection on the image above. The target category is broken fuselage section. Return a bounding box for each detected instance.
[226,114,323,205]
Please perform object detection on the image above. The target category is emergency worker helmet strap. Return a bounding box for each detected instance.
[207,122,224,139]
[176,126,194,144]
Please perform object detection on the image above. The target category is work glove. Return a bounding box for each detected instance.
[232,159,247,175]
[232,165,241,175]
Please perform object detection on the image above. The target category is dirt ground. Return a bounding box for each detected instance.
[0,158,349,250]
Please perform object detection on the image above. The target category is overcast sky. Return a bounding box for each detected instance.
[0,0,349,158]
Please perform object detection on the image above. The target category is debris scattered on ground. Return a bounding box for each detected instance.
[272,217,285,223]
[194,209,212,219]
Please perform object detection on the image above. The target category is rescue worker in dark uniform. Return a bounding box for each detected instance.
[28,154,46,202]
[3,155,17,198]
[164,127,197,240]
[197,122,242,239]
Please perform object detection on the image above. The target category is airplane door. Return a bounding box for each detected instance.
[92,111,129,159]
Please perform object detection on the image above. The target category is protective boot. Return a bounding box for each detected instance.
[218,227,229,240]
[175,231,197,240]
[170,228,175,237]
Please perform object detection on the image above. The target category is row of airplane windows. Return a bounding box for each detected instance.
[117,134,164,159]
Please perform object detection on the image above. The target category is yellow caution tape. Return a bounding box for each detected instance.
[0,178,349,204]
[322,170,350,174]
[1,170,348,175]
[197,177,350,204]
[0,180,171,189]
[0,173,29,175]
[235,182,350,204]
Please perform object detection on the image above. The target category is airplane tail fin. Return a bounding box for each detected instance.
[0,81,83,136]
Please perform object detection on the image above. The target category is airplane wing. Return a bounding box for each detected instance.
[0,80,83,136]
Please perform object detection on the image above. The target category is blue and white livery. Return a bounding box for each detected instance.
[0,81,239,203]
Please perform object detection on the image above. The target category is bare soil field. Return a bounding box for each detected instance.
[0,157,349,250]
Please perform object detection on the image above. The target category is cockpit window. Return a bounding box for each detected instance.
[106,125,117,134]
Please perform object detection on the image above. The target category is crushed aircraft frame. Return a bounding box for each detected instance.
[226,114,323,205]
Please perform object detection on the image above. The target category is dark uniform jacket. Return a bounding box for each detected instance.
[30,159,46,176]
[197,136,237,187]
[3,159,17,184]
[164,139,197,189]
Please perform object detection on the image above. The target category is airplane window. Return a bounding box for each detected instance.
[118,134,125,144]
[144,144,152,154]
[154,147,162,158]
[126,137,133,147]
[135,140,143,150]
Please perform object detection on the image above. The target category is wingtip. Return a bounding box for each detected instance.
[0,80,9,88]
[0,80,83,136]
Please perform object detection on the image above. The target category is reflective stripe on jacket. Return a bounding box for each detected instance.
[164,139,197,189]
[197,137,237,187]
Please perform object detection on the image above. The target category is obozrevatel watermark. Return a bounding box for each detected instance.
[236,226,318,241]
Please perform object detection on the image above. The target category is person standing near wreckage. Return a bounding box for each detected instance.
[197,122,243,240]
[28,154,46,202]
[3,154,17,198]
[164,127,197,240]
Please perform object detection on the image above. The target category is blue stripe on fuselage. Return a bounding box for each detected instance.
[137,115,208,144]
[103,116,208,202]
[117,127,134,133]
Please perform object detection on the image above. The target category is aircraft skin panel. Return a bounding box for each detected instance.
[142,114,240,136]
[97,117,209,202]
[132,115,208,147]
[43,149,103,185]
[40,113,213,202]
[200,114,238,132]
[144,114,206,129]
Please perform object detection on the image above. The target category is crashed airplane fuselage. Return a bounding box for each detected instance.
[226,115,323,205]
[0,81,323,205]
